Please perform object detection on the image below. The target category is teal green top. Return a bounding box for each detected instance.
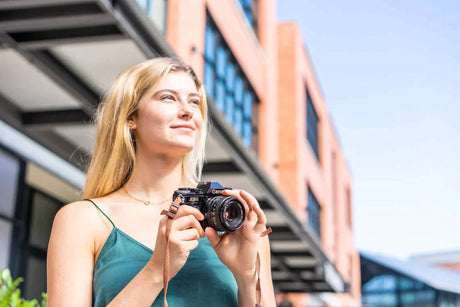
[87,199,238,307]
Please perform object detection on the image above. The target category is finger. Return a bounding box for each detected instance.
[173,228,201,241]
[222,189,250,216]
[239,190,259,211]
[174,204,204,221]
[246,209,258,226]
[181,239,199,253]
[205,227,221,249]
[172,215,205,237]
[240,190,266,225]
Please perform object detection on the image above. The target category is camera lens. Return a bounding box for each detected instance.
[205,196,245,232]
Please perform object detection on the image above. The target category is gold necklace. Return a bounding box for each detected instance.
[124,186,171,206]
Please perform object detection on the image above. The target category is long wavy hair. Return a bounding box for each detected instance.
[83,57,208,198]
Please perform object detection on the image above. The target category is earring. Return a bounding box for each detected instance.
[128,120,135,129]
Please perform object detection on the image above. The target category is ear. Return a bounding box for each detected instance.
[128,117,137,130]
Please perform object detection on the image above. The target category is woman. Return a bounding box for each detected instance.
[47,57,275,307]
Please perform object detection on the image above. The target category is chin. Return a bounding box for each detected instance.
[167,142,196,156]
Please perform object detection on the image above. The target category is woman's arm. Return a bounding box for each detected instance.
[47,202,98,307]
[47,201,204,307]
[233,236,276,307]
[107,205,205,306]
[206,190,276,307]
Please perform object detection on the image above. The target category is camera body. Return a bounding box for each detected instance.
[173,182,246,232]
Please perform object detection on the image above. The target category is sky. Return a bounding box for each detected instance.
[277,0,460,259]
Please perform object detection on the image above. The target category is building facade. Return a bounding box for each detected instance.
[361,252,460,307]
[0,0,359,305]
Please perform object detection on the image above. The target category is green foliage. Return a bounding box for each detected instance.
[0,269,47,307]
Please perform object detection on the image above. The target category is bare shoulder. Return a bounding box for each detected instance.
[54,200,100,227]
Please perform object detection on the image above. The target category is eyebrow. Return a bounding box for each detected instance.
[154,89,200,99]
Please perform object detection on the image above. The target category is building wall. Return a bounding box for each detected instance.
[277,22,361,305]
[166,0,280,181]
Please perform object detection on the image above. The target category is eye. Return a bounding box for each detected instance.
[190,99,201,106]
[160,94,175,101]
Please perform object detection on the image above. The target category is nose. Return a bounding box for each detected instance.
[178,101,194,119]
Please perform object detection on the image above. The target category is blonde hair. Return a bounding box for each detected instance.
[83,57,208,198]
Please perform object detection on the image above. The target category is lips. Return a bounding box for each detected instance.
[171,124,195,131]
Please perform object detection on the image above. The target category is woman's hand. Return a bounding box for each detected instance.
[205,190,268,280]
[148,205,205,281]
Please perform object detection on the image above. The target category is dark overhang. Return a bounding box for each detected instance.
[0,0,345,293]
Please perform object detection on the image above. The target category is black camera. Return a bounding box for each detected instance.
[173,182,246,232]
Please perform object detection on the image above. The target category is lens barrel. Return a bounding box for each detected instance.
[204,196,245,231]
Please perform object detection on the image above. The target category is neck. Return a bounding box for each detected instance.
[125,152,189,203]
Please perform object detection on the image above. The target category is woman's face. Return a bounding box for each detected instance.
[132,71,203,156]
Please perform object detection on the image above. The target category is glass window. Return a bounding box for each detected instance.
[307,188,321,239]
[150,0,167,33]
[18,189,62,299]
[216,47,227,79]
[29,192,61,250]
[400,277,415,290]
[243,122,252,147]
[205,26,215,61]
[136,0,149,10]
[238,0,255,27]
[0,148,20,218]
[226,64,235,91]
[225,94,234,124]
[235,76,243,105]
[24,256,46,300]
[234,108,243,136]
[204,62,215,97]
[0,219,13,269]
[204,16,259,150]
[215,81,225,112]
[243,92,252,118]
[307,91,319,159]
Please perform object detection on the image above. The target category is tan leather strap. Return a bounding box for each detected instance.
[160,196,183,307]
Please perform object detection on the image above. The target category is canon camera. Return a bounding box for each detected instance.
[172,182,246,232]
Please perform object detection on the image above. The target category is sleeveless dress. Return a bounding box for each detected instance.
[87,199,238,307]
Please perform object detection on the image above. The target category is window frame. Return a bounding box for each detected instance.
[204,13,259,151]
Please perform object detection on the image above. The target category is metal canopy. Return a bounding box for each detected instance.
[0,0,345,293]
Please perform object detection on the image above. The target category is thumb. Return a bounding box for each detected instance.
[205,227,220,248]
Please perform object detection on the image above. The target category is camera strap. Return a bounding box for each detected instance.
[160,196,182,307]
[160,197,272,307]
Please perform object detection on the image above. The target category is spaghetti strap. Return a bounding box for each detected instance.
[84,199,116,228]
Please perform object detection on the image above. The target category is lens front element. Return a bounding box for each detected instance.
[205,196,245,231]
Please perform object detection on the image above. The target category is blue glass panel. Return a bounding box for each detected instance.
[204,62,215,97]
[307,189,320,238]
[205,26,215,61]
[225,94,234,124]
[244,0,252,7]
[245,11,253,26]
[307,93,319,158]
[235,77,243,105]
[234,107,243,136]
[243,121,252,147]
[216,47,227,79]
[243,92,252,118]
[226,64,235,91]
[136,0,148,10]
[215,81,225,112]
